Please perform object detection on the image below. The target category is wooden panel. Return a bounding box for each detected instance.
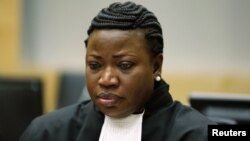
[163,72,250,105]
[0,0,20,70]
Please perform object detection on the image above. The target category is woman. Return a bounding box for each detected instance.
[20,1,215,141]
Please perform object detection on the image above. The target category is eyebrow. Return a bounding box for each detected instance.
[88,54,136,59]
[112,54,128,58]
[88,54,102,59]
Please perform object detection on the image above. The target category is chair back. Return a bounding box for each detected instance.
[0,77,43,141]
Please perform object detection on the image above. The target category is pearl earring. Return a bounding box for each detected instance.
[155,75,161,81]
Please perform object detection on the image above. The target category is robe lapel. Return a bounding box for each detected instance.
[75,103,104,141]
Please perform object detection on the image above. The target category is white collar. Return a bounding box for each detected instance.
[99,111,145,141]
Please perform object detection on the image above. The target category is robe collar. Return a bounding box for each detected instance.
[144,80,173,117]
[76,79,173,141]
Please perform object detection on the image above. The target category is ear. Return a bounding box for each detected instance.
[152,53,163,75]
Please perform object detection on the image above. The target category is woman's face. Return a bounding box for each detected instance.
[85,29,162,118]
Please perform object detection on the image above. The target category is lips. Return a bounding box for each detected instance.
[96,93,123,107]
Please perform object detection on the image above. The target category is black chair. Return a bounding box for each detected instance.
[0,77,43,141]
[189,92,250,125]
[57,72,86,108]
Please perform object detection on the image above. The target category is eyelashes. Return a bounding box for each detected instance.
[88,61,135,71]
[89,62,102,70]
[117,62,134,70]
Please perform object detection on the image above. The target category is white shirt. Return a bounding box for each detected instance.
[99,112,144,141]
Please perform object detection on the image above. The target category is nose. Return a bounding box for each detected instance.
[98,67,119,89]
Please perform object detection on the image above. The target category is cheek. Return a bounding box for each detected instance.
[121,69,154,99]
[85,72,98,96]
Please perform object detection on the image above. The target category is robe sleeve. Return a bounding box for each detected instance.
[19,117,52,141]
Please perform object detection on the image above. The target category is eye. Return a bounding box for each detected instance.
[88,62,101,70]
[118,62,134,70]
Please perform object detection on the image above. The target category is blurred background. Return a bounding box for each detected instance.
[1,0,250,117]
[1,0,250,140]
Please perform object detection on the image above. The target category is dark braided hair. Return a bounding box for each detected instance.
[85,1,164,56]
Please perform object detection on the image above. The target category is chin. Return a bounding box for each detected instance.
[102,108,132,118]
[106,113,129,118]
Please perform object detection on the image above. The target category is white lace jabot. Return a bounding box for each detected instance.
[99,111,144,141]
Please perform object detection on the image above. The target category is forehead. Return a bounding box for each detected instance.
[86,29,149,54]
[88,29,146,43]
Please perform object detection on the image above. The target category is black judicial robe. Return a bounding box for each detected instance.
[20,80,216,141]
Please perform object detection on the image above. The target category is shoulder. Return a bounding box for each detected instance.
[168,101,216,141]
[35,100,91,125]
[173,101,215,124]
[19,100,92,141]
